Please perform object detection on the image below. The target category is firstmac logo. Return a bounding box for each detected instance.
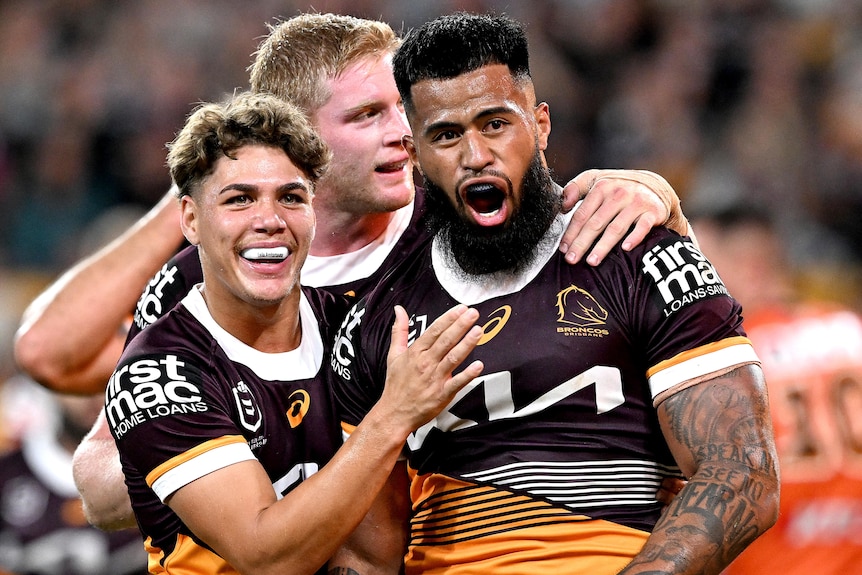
[106,354,208,438]
[642,238,728,316]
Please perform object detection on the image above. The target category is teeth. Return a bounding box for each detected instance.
[466,183,497,195]
[241,247,288,261]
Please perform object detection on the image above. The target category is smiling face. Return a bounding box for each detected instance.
[311,53,414,216]
[404,63,559,275]
[180,144,316,312]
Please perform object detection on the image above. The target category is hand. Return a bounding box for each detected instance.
[380,304,484,434]
[656,476,686,511]
[559,169,688,266]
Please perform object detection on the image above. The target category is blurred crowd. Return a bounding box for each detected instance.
[2,0,862,361]
[2,0,862,274]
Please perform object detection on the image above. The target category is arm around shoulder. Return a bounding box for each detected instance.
[14,188,184,394]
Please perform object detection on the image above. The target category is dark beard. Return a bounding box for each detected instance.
[423,152,561,276]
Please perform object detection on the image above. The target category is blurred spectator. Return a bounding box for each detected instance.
[0,376,146,575]
[0,1,860,285]
[692,203,862,575]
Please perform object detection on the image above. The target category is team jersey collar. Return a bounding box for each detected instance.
[181,286,324,381]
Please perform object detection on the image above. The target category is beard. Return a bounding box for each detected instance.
[423,150,562,276]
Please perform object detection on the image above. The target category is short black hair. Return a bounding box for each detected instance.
[393,12,531,114]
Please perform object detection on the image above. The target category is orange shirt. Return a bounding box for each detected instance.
[726,304,862,574]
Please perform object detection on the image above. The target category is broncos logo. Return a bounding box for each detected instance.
[555,285,608,326]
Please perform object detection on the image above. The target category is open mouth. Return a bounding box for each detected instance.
[376,159,408,174]
[240,247,289,263]
[464,183,505,216]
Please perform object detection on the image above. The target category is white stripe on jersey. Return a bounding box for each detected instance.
[461,459,680,509]
[151,442,255,502]
[648,341,760,399]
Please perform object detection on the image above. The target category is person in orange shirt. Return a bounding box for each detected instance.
[693,203,862,575]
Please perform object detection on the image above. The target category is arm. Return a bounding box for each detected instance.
[14,188,184,395]
[619,364,780,575]
[166,305,483,575]
[72,409,137,531]
[559,169,693,266]
[327,461,411,574]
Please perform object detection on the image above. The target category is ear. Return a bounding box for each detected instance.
[179,195,200,246]
[534,102,551,151]
[402,135,422,175]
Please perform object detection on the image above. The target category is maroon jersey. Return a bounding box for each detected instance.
[331,214,759,574]
[107,286,351,573]
[128,192,430,339]
[0,433,146,575]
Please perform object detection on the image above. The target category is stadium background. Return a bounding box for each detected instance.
[2,0,862,408]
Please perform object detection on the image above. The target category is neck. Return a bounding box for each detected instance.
[202,287,303,353]
[310,209,396,256]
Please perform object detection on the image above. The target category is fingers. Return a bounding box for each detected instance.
[382,304,484,431]
[386,305,410,367]
[417,306,484,399]
[656,476,687,508]
[560,169,598,212]
[559,173,603,263]
[411,304,481,373]
[559,170,670,266]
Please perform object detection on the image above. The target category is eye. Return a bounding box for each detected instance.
[353,107,380,122]
[281,190,309,205]
[432,129,460,143]
[225,193,252,205]
[484,118,507,132]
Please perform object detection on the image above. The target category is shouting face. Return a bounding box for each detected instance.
[405,64,560,275]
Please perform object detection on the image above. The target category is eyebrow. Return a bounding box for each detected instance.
[218,181,310,195]
[423,105,516,138]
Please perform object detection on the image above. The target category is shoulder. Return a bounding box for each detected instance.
[302,286,354,332]
[131,245,202,335]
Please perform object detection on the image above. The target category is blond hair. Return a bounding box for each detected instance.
[248,13,400,113]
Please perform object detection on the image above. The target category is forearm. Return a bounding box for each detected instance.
[623,365,780,574]
[72,411,136,531]
[618,463,779,574]
[328,462,410,574]
[181,408,411,575]
[14,189,183,393]
[177,304,481,574]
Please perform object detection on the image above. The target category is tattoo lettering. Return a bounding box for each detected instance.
[619,365,779,574]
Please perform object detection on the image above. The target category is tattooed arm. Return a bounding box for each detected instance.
[619,364,780,575]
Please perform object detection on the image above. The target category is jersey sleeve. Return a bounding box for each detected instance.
[617,230,759,405]
[105,350,253,502]
[330,297,391,434]
[127,245,202,342]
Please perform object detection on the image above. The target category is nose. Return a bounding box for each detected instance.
[461,131,494,172]
[253,198,286,233]
[385,107,412,148]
